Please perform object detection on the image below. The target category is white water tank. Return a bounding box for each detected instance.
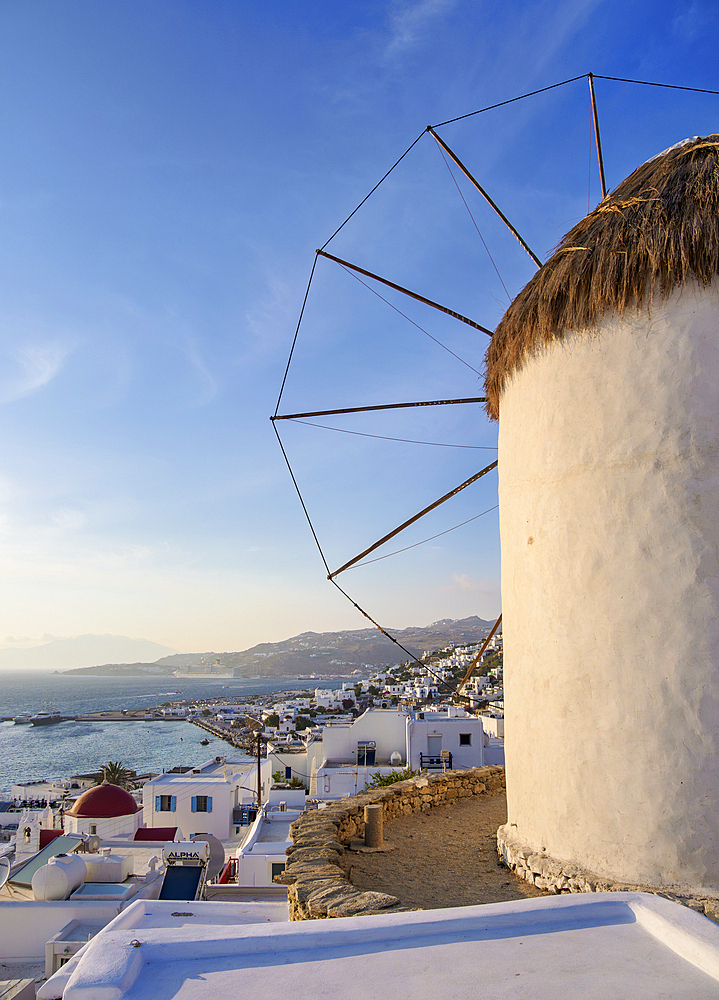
[32,853,87,900]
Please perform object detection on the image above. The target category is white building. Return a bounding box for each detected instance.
[142,757,273,841]
[310,708,485,799]
[311,709,407,799]
[407,708,484,772]
[10,775,96,805]
[314,686,357,711]
[64,784,142,840]
[235,788,306,887]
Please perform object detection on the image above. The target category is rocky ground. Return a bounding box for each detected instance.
[346,791,548,909]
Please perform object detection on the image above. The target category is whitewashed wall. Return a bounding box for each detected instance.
[407,715,484,770]
[64,811,140,839]
[498,281,719,891]
[321,710,407,763]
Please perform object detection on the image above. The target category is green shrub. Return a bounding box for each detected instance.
[366,767,419,788]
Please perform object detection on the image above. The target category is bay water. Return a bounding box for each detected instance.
[0,672,335,796]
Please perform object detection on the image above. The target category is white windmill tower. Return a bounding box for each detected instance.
[487,135,719,895]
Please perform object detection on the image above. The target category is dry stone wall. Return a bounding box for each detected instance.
[498,822,719,924]
[278,766,505,920]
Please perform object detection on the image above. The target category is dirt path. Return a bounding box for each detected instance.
[347,792,548,910]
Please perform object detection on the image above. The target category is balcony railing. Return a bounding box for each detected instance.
[419,753,453,771]
[233,806,258,825]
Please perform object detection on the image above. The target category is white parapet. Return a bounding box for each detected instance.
[45,893,719,999]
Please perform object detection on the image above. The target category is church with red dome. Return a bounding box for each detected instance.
[64,782,142,840]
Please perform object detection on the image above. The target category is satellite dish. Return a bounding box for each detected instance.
[0,856,11,891]
[190,833,225,881]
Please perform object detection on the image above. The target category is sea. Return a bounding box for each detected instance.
[0,672,337,797]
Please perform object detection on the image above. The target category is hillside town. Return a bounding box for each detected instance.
[0,638,507,994]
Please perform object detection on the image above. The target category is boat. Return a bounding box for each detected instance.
[13,713,32,725]
[200,738,210,745]
[30,710,63,726]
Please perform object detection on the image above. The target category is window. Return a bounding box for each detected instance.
[191,795,212,813]
[89,824,97,835]
[156,795,176,812]
[357,741,376,765]
[459,733,472,746]
[271,863,285,880]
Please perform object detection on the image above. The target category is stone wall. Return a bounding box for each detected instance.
[278,766,505,920]
[498,822,719,924]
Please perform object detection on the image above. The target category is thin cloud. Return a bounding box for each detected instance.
[177,337,218,407]
[673,2,715,41]
[385,0,456,59]
[0,342,74,402]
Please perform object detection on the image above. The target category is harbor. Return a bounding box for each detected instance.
[2,712,190,724]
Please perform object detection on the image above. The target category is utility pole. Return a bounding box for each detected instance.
[256,732,263,809]
[245,715,265,810]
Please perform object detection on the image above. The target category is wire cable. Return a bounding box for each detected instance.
[329,460,498,578]
[273,422,493,701]
[435,142,511,301]
[431,74,587,128]
[272,422,332,577]
[337,262,483,375]
[274,255,318,417]
[594,75,719,96]
[347,504,499,570]
[328,577,470,700]
[320,130,427,250]
[288,418,498,450]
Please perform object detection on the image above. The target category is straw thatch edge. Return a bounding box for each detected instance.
[484,135,719,420]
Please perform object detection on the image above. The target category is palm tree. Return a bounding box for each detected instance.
[94,761,136,790]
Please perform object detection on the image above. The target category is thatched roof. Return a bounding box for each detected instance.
[484,135,719,419]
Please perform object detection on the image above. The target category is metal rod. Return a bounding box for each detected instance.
[316,249,493,336]
[328,460,498,579]
[455,613,502,695]
[271,397,488,422]
[588,73,607,200]
[426,127,542,269]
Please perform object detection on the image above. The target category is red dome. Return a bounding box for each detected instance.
[68,783,139,818]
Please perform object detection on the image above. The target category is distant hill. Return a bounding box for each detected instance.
[62,617,497,677]
[0,634,177,671]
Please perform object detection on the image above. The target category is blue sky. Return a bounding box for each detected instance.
[0,0,717,654]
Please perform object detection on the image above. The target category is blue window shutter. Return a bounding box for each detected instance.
[155,796,161,812]
[191,796,197,813]
[170,796,176,812]
[207,796,212,813]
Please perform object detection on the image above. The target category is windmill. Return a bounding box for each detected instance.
[275,77,719,899]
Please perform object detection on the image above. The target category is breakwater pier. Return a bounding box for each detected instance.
[188,717,265,755]
[1,712,188,724]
